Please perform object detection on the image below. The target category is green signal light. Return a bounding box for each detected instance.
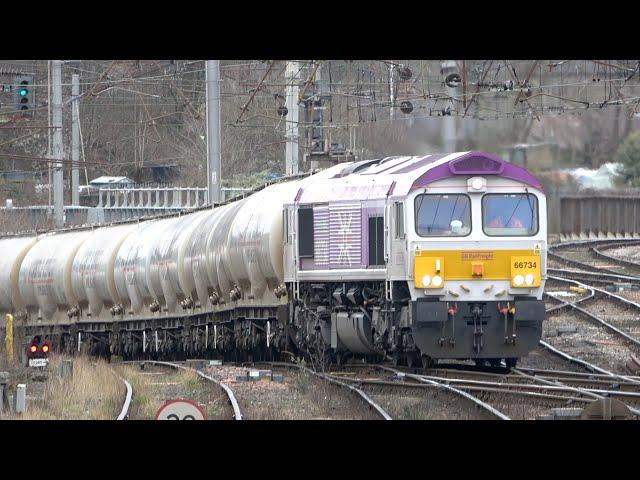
[20,88,28,96]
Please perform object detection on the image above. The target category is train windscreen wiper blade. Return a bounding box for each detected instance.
[524,188,536,230]
[504,194,524,228]
[427,195,443,234]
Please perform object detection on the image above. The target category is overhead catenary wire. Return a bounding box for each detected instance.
[3,59,640,185]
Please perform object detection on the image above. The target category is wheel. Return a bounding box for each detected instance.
[422,355,435,369]
[505,357,518,368]
[407,352,419,369]
[489,358,502,368]
[473,358,486,368]
[392,351,402,367]
[338,352,351,366]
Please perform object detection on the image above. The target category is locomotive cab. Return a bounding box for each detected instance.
[405,157,547,366]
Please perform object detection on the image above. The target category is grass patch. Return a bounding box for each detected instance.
[2,354,124,420]
[292,369,311,395]
[179,369,201,391]
[117,364,157,419]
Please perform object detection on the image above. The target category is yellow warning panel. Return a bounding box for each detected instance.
[413,249,541,284]
[510,255,541,287]
[414,256,445,288]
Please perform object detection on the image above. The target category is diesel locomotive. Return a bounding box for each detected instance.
[0,151,546,368]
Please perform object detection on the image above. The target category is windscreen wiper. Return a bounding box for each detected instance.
[524,188,536,231]
[504,194,524,228]
[446,195,460,230]
[427,195,443,234]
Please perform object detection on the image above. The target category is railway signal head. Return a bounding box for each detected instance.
[27,339,50,358]
[13,75,34,112]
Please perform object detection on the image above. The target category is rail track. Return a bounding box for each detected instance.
[538,273,640,416]
[122,358,389,420]
[592,241,640,276]
[116,375,133,420]
[104,365,133,420]
[328,361,640,419]
[323,363,511,419]
[251,361,391,420]
[331,364,585,420]
[628,355,640,375]
[549,239,640,279]
[380,366,512,419]
[126,360,243,420]
[547,276,640,346]
[546,267,640,286]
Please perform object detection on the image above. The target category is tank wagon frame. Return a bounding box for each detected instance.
[0,152,547,368]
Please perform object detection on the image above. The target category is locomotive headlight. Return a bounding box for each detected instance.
[422,275,431,287]
[513,274,525,286]
[525,274,535,286]
[431,275,443,287]
[467,176,487,192]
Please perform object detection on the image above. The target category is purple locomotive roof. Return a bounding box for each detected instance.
[295,151,544,204]
[410,151,545,192]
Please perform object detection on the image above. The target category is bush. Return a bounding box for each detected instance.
[616,131,640,186]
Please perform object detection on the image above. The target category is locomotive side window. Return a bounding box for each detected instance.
[298,208,314,257]
[482,193,538,236]
[368,216,385,266]
[414,194,471,237]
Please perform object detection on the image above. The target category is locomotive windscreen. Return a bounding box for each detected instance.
[482,193,538,236]
[415,194,471,237]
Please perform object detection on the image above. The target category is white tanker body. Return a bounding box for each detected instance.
[18,230,93,321]
[146,210,211,313]
[0,236,38,312]
[71,223,137,318]
[113,218,171,315]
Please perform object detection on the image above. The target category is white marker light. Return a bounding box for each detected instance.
[513,275,525,286]
[431,275,443,287]
[422,275,431,287]
[525,274,535,286]
[471,178,484,190]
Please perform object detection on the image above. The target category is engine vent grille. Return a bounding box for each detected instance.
[313,206,330,267]
[449,155,504,175]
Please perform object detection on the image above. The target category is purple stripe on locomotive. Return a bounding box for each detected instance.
[297,183,394,204]
[410,152,544,191]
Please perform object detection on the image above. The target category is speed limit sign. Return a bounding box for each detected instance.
[155,399,207,420]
